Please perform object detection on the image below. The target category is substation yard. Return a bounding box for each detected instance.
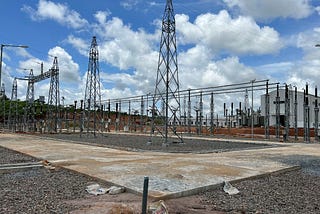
[1,132,320,213]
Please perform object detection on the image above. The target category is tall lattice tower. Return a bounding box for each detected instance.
[24,69,35,132]
[82,36,102,136]
[0,83,5,128]
[9,78,18,131]
[152,0,182,144]
[47,57,60,133]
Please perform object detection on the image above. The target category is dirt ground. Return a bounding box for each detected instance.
[67,192,222,214]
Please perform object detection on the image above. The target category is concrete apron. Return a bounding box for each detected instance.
[1,133,319,200]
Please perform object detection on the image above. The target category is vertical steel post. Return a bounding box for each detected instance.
[284,84,290,141]
[276,84,280,139]
[128,100,131,132]
[251,80,255,139]
[239,102,242,127]
[116,102,119,132]
[187,89,191,134]
[314,87,319,141]
[303,84,310,143]
[119,100,122,131]
[294,87,298,141]
[80,99,83,134]
[231,102,234,128]
[183,95,187,132]
[199,92,203,135]
[210,92,214,135]
[265,81,270,139]
[140,96,144,133]
[73,100,77,133]
[141,177,149,214]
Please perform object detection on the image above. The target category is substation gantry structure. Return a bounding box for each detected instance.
[7,57,60,133]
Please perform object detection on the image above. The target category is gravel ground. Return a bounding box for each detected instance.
[41,133,273,153]
[0,146,108,213]
[199,156,320,214]
[1,134,320,213]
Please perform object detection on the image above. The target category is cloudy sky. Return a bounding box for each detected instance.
[0,0,320,111]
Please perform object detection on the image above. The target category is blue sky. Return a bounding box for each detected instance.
[1,0,320,110]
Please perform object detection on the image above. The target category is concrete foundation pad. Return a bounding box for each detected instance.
[1,133,320,199]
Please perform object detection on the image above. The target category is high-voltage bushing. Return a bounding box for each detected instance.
[47,57,60,133]
[81,36,102,137]
[151,0,183,145]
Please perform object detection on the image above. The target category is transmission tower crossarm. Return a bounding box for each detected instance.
[33,70,52,83]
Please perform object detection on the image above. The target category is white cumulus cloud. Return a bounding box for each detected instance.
[22,0,88,29]
[176,11,283,55]
[223,0,313,21]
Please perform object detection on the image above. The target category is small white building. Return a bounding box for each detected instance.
[261,89,319,128]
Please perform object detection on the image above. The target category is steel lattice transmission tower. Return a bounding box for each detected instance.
[82,36,102,136]
[47,57,60,133]
[9,78,18,131]
[24,69,35,132]
[152,0,182,144]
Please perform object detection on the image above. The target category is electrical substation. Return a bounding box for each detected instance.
[1,0,320,212]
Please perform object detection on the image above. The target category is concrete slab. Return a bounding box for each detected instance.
[1,133,320,199]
